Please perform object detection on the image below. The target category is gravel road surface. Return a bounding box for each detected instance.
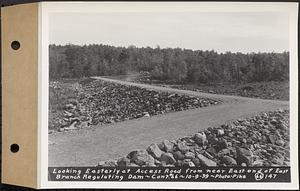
[49,77,289,166]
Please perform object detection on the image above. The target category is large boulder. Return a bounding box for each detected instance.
[194,132,207,146]
[217,139,228,150]
[216,128,225,137]
[206,147,217,157]
[147,143,163,159]
[217,148,231,158]
[221,156,237,166]
[177,141,190,154]
[117,157,130,167]
[275,139,285,147]
[184,151,196,159]
[175,160,184,167]
[268,135,276,144]
[252,160,264,167]
[128,150,155,166]
[159,140,174,153]
[173,150,185,160]
[207,134,218,145]
[236,147,253,166]
[192,158,201,166]
[182,159,195,167]
[161,153,176,165]
[197,154,217,166]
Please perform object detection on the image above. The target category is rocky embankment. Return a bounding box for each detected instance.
[98,109,290,167]
[49,79,219,132]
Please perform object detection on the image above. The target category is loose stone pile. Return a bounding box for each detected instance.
[49,79,219,132]
[98,109,290,167]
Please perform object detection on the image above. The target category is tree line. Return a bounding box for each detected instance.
[49,44,289,85]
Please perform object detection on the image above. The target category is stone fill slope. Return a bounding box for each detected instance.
[49,79,219,131]
[98,110,289,167]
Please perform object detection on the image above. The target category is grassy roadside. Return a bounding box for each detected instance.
[163,81,289,101]
[110,74,289,101]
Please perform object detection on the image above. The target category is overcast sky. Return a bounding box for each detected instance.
[49,12,289,53]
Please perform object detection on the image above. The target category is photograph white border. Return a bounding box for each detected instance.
[38,2,299,189]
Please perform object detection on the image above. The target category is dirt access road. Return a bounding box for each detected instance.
[49,77,289,166]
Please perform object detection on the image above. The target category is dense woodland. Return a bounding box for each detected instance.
[49,44,289,84]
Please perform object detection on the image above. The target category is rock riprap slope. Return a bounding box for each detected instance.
[49,79,219,132]
[97,109,289,167]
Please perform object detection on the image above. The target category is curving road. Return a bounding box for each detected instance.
[49,77,289,166]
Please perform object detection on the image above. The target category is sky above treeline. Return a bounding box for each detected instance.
[49,12,289,53]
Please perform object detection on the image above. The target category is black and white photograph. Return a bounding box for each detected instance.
[44,2,298,188]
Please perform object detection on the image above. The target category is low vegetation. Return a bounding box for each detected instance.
[154,81,289,101]
[107,74,289,101]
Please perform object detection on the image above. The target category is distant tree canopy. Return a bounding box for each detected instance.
[49,44,289,84]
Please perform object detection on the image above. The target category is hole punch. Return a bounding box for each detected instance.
[10,144,19,153]
[11,41,21,50]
